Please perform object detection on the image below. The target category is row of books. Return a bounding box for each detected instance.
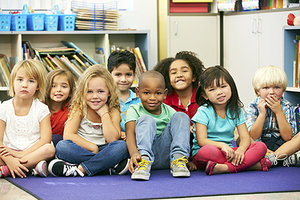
[0,54,11,87]
[293,35,300,88]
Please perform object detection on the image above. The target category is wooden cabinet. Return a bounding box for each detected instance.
[224,10,300,106]
[168,15,220,67]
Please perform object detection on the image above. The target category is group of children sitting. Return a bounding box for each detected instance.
[0,50,299,181]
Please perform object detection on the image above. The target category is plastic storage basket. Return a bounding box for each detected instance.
[27,13,45,31]
[0,14,11,31]
[58,14,76,31]
[11,14,27,31]
[45,14,58,31]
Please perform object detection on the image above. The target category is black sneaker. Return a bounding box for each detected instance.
[110,158,129,175]
[48,159,84,177]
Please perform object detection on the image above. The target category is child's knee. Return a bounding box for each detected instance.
[41,143,56,159]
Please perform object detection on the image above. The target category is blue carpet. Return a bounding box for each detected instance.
[6,167,300,200]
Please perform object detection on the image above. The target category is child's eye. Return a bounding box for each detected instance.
[274,86,281,89]
[263,87,269,90]
[114,73,121,77]
[62,85,68,89]
[98,90,104,93]
[87,90,93,93]
[208,88,214,92]
[170,71,176,75]
[143,92,149,95]
[17,78,23,82]
[126,73,133,77]
[156,92,162,95]
[29,79,35,83]
[52,84,56,88]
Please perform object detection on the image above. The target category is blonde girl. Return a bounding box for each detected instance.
[0,59,55,178]
[45,69,76,146]
[48,65,129,177]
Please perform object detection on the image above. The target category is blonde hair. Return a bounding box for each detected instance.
[45,69,76,110]
[252,65,287,96]
[68,64,120,119]
[9,59,47,101]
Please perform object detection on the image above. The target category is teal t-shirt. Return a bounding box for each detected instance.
[120,89,141,132]
[191,104,245,157]
[125,103,176,135]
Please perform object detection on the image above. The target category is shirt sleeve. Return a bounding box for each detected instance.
[284,104,297,137]
[0,102,7,122]
[245,102,259,132]
[191,106,209,126]
[235,108,246,127]
[125,104,139,123]
[37,100,50,122]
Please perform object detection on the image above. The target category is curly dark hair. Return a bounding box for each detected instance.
[154,51,205,94]
[107,50,136,73]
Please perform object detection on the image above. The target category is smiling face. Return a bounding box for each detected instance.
[169,59,195,92]
[203,78,232,108]
[50,74,71,104]
[136,76,167,115]
[86,77,110,111]
[13,67,38,100]
[111,63,135,93]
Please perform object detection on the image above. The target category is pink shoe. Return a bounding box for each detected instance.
[205,161,217,175]
[0,166,10,178]
[260,157,272,171]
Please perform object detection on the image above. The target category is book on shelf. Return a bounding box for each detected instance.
[294,35,300,88]
[0,54,11,87]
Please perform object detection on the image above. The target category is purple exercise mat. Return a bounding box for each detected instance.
[6,167,300,200]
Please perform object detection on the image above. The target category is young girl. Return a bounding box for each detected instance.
[48,65,129,177]
[154,51,205,120]
[44,69,76,146]
[0,59,55,178]
[191,66,270,175]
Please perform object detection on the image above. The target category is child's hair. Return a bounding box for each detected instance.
[107,50,136,73]
[68,64,120,119]
[138,70,166,89]
[45,69,76,110]
[154,51,204,94]
[252,65,287,96]
[195,65,243,120]
[9,59,47,101]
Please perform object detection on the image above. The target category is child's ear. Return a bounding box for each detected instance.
[163,88,168,99]
[192,76,196,83]
[135,87,140,98]
[202,94,208,100]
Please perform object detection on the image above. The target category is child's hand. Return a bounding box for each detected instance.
[96,104,110,118]
[190,124,194,134]
[121,131,126,140]
[220,144,235,162]
[231,148,245,166]
[258,99,267,115]
[6,157,28,178]
[265,95,282,114]
[129,153,141,174]
[0,145,11,157]
[0,146,23,158]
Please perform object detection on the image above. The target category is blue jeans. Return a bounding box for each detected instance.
[135,112,190,170]
[56,140,129,176]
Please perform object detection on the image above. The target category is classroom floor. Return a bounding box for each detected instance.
[1,178,299,200]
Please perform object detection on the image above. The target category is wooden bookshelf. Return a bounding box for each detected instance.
[0,30,150,95]
[283,25,300,106]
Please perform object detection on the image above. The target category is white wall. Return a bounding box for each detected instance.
[0,0,158,69]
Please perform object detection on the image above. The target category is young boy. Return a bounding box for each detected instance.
[108,50,141,139]
[246,65,300,167]
[125,71,191,181]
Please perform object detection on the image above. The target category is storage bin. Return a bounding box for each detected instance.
[11,14,27,31]
[45,14,58,31]
[27,13,45,31]
[58,14,76,31]
[0,14,11,31]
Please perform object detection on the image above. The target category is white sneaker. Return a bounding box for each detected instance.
[131,157,152,181]
[32,160,48,177]
[170,156,190,178]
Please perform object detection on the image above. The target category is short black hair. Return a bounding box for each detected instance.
[107,50,136,73]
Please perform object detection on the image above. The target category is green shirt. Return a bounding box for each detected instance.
[125,103,176,135]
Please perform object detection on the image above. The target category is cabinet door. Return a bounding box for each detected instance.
[169,16,219,67]
[224,14,259,106]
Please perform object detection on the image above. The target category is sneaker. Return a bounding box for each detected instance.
[170,156,190,177]
[111,158,129,175]
[48,159,84,177]
[32,160,48,177]
[131,157,152,181]
[283,150,300,167]
[0,165,10,178]
[205,161,217,176]
[265,152,278,166]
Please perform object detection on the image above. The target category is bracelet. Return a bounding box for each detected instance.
[101,112,109,118]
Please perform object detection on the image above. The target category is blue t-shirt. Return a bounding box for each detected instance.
[191,104,246,157]
[120,89,140,132]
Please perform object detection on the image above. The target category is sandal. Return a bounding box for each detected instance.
[205,161,217,175]
[260,157,271,171]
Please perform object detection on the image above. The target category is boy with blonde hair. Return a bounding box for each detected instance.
[246,65,300,167]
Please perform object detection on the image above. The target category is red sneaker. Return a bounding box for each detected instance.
[0,165,10,178]
[205,161,217,175]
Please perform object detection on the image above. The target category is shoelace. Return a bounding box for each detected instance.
[137,159,152,171]
[170,156,188,169]
[282,154,299,167]
[63,165,84,177]
[267,153,287,166]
